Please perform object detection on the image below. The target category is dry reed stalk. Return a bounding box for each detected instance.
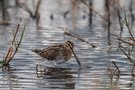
[16,1,36,19]
[112,61,120,74]
[12,24,20,44]
[62,28,96,48]
[111,34,135,46]
[1,24,26,66]
[105,0,111,45]
[71,0,78,30]
[129,37,135,42]
[119,47,134,64]
[122,10,135,42]
[80,0,107,21]
[3,47,13,63]
[0,20,10,25]
[35,0,41,29]
[129,0,135,22]
[118,38,135,46]
[108,64,119,76]
[89,0,93,25]
[1,0,9,21]
[117,8,123,36]
[35,0,41,18]
[132,63,135,75]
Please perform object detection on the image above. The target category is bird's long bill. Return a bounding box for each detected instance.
[71,49,81,66]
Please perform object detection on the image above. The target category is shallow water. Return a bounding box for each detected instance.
[0,0,135,90]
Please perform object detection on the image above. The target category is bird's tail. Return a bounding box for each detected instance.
[32,49,41,54]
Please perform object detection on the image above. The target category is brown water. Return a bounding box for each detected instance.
[0,0,135,90]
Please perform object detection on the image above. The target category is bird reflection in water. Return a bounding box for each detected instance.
[36,65,75,89]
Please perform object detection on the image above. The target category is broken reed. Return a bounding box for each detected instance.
[115,11,135,75]
[108,10,135,76]
[61,27,97,48]
[0,24,25,66]
[108,61,120,76]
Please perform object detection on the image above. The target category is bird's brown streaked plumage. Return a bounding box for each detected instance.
[33,41,75,62]
[33,41,81,66]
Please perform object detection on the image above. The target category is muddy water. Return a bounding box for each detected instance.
[0,0,135,90]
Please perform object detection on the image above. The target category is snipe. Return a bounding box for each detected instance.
[32,41,81,66]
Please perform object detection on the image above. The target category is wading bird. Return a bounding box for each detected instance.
[32,41,81,66]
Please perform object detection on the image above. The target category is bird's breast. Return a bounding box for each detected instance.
[62,47,73,61]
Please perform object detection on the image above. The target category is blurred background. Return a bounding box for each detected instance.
[0,0,135,90]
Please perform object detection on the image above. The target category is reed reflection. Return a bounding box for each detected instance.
[1,66,19,89]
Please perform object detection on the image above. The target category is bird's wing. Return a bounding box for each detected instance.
[39,46,63,60]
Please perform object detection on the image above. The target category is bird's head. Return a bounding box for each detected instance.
[64,40,74,49]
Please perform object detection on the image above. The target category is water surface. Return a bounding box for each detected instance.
[0,0,135,90]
